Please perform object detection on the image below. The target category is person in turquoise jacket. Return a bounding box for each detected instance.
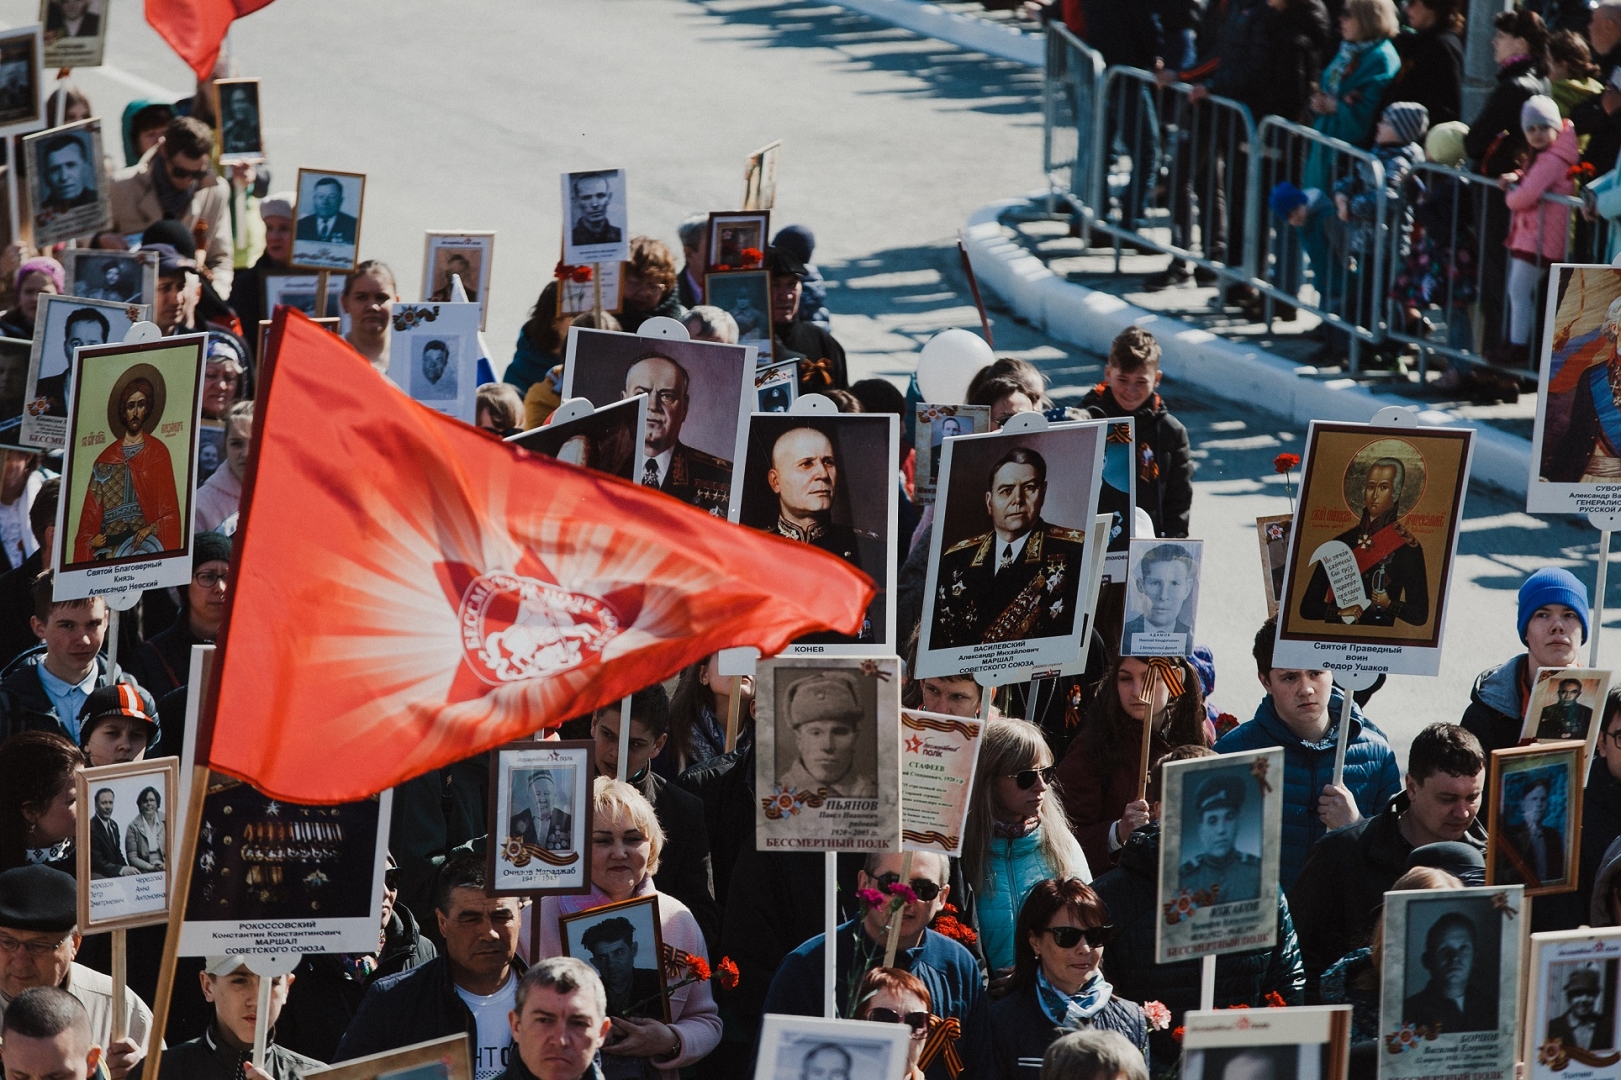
[1302,0,1402,192]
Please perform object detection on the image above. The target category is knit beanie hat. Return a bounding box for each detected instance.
[1517,567,1590,643]
[16,256,63,296]
[1269,181,1309,218]
[1425,121,1470,167]
[194,529,232,570]
[1383,101,1429,145]
[1521,94,1563,132]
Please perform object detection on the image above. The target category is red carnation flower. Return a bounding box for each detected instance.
[686,955,711,981]
[716,957,740,990]
[1274,452,1300,474]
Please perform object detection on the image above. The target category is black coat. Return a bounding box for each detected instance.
[990,985,1149,1080]
[0,645,140,743]
[131,1024,321,1080]
[1262,0,1334,124]
[777,320,849,393]
[1575,45,1621,174]
[1080,387,1193,538]
[0,547,42,669]
[1200,0,1278,116]
[636,767,720,955]
[333,953,526,1062]
[1079,0,1163,68]
[124,617,205,702]
[1465,57,1549,176]
[677,743,756,915]
[1381,27,1465,126]
[389,751,489,942]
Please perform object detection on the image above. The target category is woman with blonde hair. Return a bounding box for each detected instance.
[1303,0,1401,190]
[963,717,1090,984]
[529,777,720,1078]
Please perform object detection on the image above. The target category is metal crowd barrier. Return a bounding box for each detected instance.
[1042,25,1104,209]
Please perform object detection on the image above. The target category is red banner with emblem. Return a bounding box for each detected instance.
[203,312,874,804]
[145,0,276,80]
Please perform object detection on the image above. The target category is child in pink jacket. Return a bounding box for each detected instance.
[1498,94,1579,366]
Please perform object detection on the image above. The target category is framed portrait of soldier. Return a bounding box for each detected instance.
[1122,538,1203,658]
[755,656,901,853]
[1380,884,1524,1080]
[1530,265,1621,515]
[422,232,494,329]
[1487,742,1584,895]
[754,1014,910,1080]
[562,326,754,518]
[1180,1006,1352,1080]
[727,412,898,654]
[558,260,621,316]
[1522,667,1613,757]
[212,78,263,164]
[1526,928,1621,1080]
[507,395,647,483]
[65,248,157,307]
[75,757,178,932]
[1272,421,1475,678]
[0,337,31,450]
[561,168,628,266]
[916,417,1107,679]
[264,272,347,320]
[755,358,797,413]
[24,118,108,246]
[559,894,669,1022]
[742,140,781,213]
[1157,746,1283,963]
[0,26,43,136]
[706,269,774,364]
[486,740,593,897]
[386,302,480,423]
[21,294,146,451]
[51,334,206,603]
[178,781,393,956]
[913,404,991,507]
[40,0,105,69]
[1256,514,1294,619]
[707,212,769,273]
[291,168,366,273]
[305,1034,474,1080]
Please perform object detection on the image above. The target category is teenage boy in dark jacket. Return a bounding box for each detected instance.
[133,956,322,1080]
[1081,327,1193,538]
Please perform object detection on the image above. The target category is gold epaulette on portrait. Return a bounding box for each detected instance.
[687,447,733,471]
[1394,522,1419,547]
[946,532,993,557]
[1044,525,1088,543]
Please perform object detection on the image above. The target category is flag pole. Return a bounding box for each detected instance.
[724,676,742,753]
[957,233,994,348]
[146,762,211,1080]
[314,270,330,318]
[1135,666,1159,802]
[111,929,127,1042]
[617,695,632,782]
[824,850,837,1018]
[251,973,272,1070]
[882,850,914,969]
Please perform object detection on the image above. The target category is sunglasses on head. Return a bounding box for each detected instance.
[1040,924,1115,949]
[873,872,943,902]
[863,1008,930,1033]
[1007,765,1058,790]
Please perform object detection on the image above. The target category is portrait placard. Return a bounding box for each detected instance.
[213,78,263,163]
[0,25,43,136]
[1526,928,1621,1080]
[900,709,982,857]
[486,740,593,897]
[291,168,366,273]
[755,358,797,413]
[1257,514,1294,619]
[41,0,105,68]
[727,412,899,654]
[1157,746,1284,963]
[52,334,206,603]
[386,302,481,423]
[1530,265,1621,515]
[197,419,224,485]
[264,272,346,320]
[1379,884,1525,1080]
[916,419,1107,678]
[559,894,670,1023]
[1181,1005,1352,1080]
[1122,538,1203,657]
[76,757,178,932]
[25,118,108,245]
[754,1014,910,1080]
[558,260,621,315]
[1101,418,1137,554]
[913,404,992,507]
[755,655,901,853]
[707,212,770,273]
[0,337,31,449]
[562,326,754,518]
[179,779,392,956]
[506,395,646,483]
[1523,667,1613,758]
[561,168,628,266]
[706,269,774,365]
[21,294,145,450]
[1487,742,1585,895]
[742,140,781,212]
[304,1034,473,1080]
[422,232,494,329]
[65,248,157,307]
[1272,421,1474,678]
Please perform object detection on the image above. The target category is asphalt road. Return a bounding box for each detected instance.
[21,0,1615,765]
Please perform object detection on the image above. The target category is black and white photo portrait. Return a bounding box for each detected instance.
[387,302,479,422]
[487,741,593,897]
[755,1016,909,1080]
[1401,895,1502,1033]
[1545,963,1616,1052]
[560,895,668,1022]
[26,120,108,246]
[411,337,458,402]
[41,0,106,68]
[66,249,155,306]
[1176,768,1263,903]
[1490,746,1582,893]
[214,78,263,162]
[0,28,41,133]
[291,168,365,273]
[423,232,495,329]
[508,767,574,854]
[1122,539,1203,658]
[561,168,629,266]
[706,269,774,364]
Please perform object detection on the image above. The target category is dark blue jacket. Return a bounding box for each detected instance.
[1214,690,1400,890]
[759,919,992,1080]
[990,984,1148,1080]
[334,954,526,1064]
[0,645,143,744]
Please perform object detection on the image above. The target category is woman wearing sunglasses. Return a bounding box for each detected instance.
[991,878,1149,1080]
[1057,655,1211,870]
[963,718,1090,990]
[855,967,934,1080]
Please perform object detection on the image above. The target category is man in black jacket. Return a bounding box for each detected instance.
[1290,723,1486,998]
[767,247,847,394]
[0,477,55,669]
[1538,689,1621,930]
[135,956,322,1080]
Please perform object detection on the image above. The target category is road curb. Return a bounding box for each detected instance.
[823,0,1045,66]
[962,196,1533,498]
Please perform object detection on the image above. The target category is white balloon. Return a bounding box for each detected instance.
[916,328,994,405]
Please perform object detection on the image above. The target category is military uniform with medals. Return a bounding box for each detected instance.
[1299,509,1429,627]
[660,442,732,517]
[1177,775,1262,903]
[776,515,883,643]
[931,518,1086,647]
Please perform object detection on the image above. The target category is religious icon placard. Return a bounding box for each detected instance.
[1526,927,1621,1080]
[52,334,206,604]
[1530,265,1621,515]
[1157,747,1283,964]
[1272,420,1474,678]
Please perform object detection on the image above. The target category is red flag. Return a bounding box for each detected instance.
[204,312,874,804]
[145,0,276,81]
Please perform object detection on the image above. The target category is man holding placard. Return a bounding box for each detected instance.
[155,956,320,1080]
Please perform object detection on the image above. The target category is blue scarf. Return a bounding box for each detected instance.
[1322,38,1380,97]
[1036,969,1113,1029]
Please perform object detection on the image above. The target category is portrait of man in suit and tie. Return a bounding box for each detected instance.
[507,769,573,854]
[1547,965,1615,1052]
[292,170,364,271]
[297,177,356,244]
[622,350,732,516]
[1497,771,1569,887]
[89,788,138,879]
[44,0,100,38]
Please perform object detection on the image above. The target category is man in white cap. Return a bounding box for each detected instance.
[137,955,321,1080]
[227,191,295,360]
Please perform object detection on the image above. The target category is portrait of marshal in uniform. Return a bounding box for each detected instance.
[73,363,182,563]
[1529,266,1621,512]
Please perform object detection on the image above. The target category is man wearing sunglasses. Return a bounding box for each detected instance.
[760,851,994,1079]
[110,116,235,301]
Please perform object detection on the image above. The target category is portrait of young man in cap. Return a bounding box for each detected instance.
[1547,965,1613,1051]
[1178,771,1262,902]
[777,669,875,798]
